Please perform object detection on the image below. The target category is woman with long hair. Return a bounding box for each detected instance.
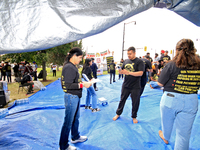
[82,58,100,112]
[157,39,200,149]
[59,47,92,150]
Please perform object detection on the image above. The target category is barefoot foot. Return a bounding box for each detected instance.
[159,130,169,144]
[133,118,138,124]
[113,115,120,121]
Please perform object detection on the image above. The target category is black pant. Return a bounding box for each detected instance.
[22,82,34,92]
[1,73,6,81]
[53,70,56,77]
[140,77,147,96]
[116,86,140,118]
[93,72,97,89]
[110,71,115,83]
[33,71,37,81]
[119,74,123,79]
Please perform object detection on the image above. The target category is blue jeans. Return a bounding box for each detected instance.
[86,86,97,109]
[160,91,198,150]
[59,93,80,150]
[150,81,160,88]
[6,72,11,83]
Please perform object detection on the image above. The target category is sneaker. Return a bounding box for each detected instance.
[95,88,98,91]
[71,136,87,144]
[85,106,92,110]
[92,108,101,112]
[26,92,32,95]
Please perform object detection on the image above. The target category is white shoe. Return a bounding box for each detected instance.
[58,145,77,150]
[71,136,87,144]
[66,145,77,150]
[92,108,101,112]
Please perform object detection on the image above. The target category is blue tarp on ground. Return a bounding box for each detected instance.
[0,75,200,150]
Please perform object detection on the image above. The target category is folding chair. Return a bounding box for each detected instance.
[16,77,28,94]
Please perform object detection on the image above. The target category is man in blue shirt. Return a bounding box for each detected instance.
[90,58,98,91]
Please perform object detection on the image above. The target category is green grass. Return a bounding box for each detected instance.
[4,67,112,108]
[4,67,62,108]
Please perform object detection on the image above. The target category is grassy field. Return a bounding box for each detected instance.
[4,68,62,108]
[4,67,111,108]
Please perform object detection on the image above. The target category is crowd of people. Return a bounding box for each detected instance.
[0,61,38,83]
[0,61,38,94]
[60,39,200,150]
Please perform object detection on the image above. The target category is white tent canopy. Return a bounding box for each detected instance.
[0,0,199,54]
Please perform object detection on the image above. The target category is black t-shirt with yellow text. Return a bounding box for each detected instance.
[122,58,144,89]
[109,63,116,73]
[158,61,200,94]
[5,65,11,73]
[161,55,171,62]
[140,58,152,79]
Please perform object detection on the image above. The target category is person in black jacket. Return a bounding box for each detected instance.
[5,62,12,83]
[82,58,100,112]
[21,73,34,94]
[90,58,98,91]
[13,63,19,81]
[59,48,92,150]
[109,59,116,84]
[0,62,6,81]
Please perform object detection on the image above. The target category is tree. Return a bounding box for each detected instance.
[0,51,37,63]
[47,40,83,68]
[0,40,84,81]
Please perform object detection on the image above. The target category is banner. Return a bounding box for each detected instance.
[97,69,103,75]
[86,53,95,58]
[100,50,107,56]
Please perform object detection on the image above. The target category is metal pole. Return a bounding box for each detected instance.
[122,21,136,60]
[122,23,125,60]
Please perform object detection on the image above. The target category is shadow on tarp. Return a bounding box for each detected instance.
[0,75,200,150]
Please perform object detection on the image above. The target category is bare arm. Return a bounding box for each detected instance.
[157,82,163,87]
[150,76,157,82]
[119,69,143,76]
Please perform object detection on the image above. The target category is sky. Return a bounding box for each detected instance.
[82,7,200,62]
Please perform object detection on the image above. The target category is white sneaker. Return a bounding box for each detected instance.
[92,108,101,112]
[71,136,87,144]
[66,145,77,150]
[58,145,77,150]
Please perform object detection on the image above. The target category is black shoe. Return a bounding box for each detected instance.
[113,80,116,82]
[27,92,32,95]
[95,88,98,91]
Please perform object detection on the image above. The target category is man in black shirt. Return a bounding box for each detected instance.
[146,52,153,63]
[157,60,164,76]
[5,62,12,83]
[109,60,116,84]
[13,63,19,81]
[160,50,171,63]
[140,56,152,96]
[21,73,34,94]
[113,47,144,124]
[0,63,6,81]
[118,59,124,80]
